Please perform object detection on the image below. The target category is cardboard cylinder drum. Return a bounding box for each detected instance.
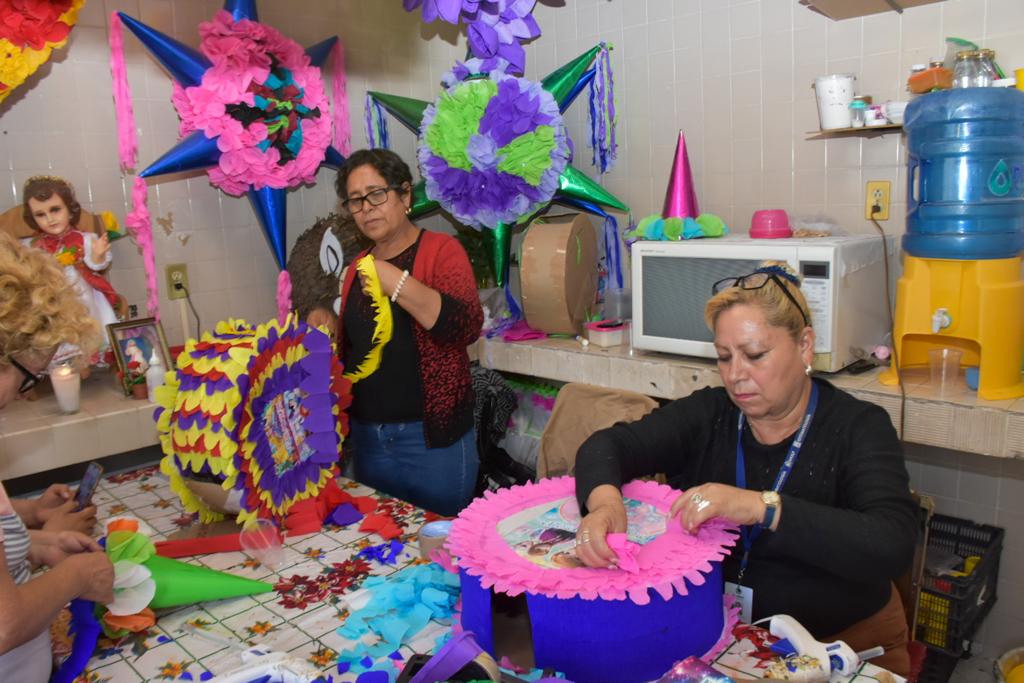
[520,213,598,335]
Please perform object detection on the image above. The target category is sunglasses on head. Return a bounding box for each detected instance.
[711,270,811,328]
[9,357,46,394]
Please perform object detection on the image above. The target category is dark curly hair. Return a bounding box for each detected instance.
[22,176,82,231]
[335,149,413,201]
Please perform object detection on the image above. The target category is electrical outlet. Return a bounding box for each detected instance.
[166,263,189,300]
[865,180,892,220]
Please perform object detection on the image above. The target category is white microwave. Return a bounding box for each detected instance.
[630,234,895,373]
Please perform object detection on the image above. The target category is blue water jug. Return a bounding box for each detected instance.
[904,87,1024,259]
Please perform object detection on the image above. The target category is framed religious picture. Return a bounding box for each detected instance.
[107,318,171,396]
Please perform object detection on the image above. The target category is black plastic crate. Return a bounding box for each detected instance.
[914,648,961,683]
[916,513,1004,657]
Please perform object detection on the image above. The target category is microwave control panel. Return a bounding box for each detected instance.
[799,261,831,352]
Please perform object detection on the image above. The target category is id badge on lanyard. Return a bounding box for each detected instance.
[729,382,818,621]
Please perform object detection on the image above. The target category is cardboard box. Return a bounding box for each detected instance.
[520,213,598,336]
[799,0,944,21]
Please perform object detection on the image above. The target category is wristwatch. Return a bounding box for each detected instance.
[761,491,781,529]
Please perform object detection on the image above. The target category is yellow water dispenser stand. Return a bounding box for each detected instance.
[879,255,1024,400]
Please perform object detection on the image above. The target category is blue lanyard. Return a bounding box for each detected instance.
[734,381,818,585]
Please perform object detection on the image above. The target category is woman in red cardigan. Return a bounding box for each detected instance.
[335,149,484,516]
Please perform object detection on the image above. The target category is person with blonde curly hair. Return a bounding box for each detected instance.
[574,260,916,675]
[0,232,114,682]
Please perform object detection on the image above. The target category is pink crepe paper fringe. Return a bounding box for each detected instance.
[447,476,739,605]
[126,177,159,319]
[108,12,138,172]
[276,269,292,324]
[606,532,641,574]
[700,597,742,663]
[330,40,351,155]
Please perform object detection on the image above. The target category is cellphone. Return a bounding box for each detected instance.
[74,462,104,511]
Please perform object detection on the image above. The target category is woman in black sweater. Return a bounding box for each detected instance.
[574,262,917,675]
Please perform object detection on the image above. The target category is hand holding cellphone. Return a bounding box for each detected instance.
[74,462,104,512]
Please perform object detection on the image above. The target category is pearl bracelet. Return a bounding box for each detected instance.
[390,269,410,303]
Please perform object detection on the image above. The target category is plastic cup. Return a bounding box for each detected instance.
[928,348,963,396]
[603,287,632,321]
[813,74,856,130]
[239,519,285,571]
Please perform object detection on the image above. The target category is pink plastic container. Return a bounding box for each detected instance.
[750,209,793,238]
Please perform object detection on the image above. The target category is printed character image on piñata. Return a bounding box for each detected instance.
[448,477,741,683]
[264,389,316,475]
[500,497,665,570]
[155,316,351,527]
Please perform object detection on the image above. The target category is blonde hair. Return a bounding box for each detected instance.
[0,232,99,367]
[704,260,811,341]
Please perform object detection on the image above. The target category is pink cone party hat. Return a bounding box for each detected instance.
[662,131,700,219]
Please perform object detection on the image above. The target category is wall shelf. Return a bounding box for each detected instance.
[806,123,903,140]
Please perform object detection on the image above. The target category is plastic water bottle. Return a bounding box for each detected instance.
[903,88,1024,259]
[145,349,165,402]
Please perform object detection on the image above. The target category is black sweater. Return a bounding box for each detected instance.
[575,379,917,636]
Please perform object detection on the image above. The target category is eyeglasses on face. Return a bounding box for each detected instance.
[9,357,46,394]
[341,186,399,214]
[711,271,811,328]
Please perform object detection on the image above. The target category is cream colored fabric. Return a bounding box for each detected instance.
[538,382,659,478]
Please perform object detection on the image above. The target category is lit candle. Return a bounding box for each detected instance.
[50,364,81,414]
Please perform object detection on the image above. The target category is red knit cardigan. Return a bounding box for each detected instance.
[337,230,483,448]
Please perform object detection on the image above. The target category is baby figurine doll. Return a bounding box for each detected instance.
[22,176,120,362]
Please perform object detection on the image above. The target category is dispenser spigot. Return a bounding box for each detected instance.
[932,308,952,334]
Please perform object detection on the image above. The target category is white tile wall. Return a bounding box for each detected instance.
[3,0,1023,657]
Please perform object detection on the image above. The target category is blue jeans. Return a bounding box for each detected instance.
[350,419,479,516]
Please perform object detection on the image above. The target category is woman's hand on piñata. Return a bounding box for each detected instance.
[671,483,766,534]
[576,485,627,568]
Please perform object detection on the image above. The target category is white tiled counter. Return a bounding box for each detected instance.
[0,369,159,480]
[473,337,1024,460]
[4,341,1021,480]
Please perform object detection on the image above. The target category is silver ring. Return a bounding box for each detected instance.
[696,499,711,513]
[691,493,704,505]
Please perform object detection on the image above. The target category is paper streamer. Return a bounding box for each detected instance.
[125,177,159,319]
[331,39,351,155]
[108,12,138,171]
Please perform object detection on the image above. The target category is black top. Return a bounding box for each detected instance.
[575,379,917,636]
[342,231,425,423]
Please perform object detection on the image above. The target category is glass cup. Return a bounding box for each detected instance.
[928,348,963,396]
[239,519,286,571]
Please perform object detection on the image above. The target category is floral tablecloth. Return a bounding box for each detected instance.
[76,465,903,683]
[79,465,444,683]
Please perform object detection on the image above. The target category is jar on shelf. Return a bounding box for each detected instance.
[953,49,997,88]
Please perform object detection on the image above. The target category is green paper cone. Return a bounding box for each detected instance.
[481,223,512,287]
[542,44,602,108]
[367,92,429,134]
[144,555,273,608]
[408,180,440,220]
[557,166,629,212]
